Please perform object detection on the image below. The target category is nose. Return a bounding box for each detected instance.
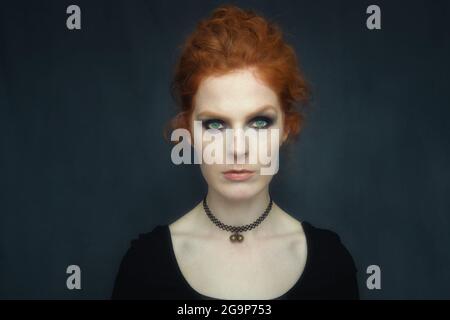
[226,127,249,163]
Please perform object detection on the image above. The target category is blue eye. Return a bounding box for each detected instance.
[250,116,273,129]
[203,120,225,130]
[201,116,274,131]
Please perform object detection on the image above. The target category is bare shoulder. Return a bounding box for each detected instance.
[272,204,306,237]
[273,207,307,253]
[167,203,211,264]
[168,202,203,236]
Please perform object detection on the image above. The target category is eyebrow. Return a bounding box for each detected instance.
[196,105,277,122]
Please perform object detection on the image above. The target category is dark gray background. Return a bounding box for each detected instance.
[1,0,449,299]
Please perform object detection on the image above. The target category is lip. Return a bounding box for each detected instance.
[222,169,255,181]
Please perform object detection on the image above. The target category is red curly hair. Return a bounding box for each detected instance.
[164,4,311,144]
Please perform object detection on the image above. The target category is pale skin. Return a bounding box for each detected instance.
[169,68,308,300]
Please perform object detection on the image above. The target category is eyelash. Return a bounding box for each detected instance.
[202,116,275,131]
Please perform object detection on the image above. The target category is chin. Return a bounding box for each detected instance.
[213,183,265,201]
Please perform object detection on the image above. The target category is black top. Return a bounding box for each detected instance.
[111,221,359,300]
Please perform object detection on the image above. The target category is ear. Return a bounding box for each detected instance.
[281,129,289,145]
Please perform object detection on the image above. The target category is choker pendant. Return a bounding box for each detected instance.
[202,195,273,245]
[230,233,244,243]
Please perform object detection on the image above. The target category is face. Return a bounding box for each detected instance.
[190,68,288,201]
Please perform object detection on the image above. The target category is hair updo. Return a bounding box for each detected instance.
[164,4,311,144]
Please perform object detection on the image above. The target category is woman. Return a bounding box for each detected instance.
[112,4,359,300]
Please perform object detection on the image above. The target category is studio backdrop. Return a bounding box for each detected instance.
[0,0,449,299]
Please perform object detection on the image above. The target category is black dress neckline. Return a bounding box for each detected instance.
[164,221,313,300]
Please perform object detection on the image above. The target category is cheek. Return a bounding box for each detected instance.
[200,162,221,179]
[251,129,281,161]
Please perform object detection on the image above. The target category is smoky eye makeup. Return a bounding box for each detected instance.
[248,115,276,129]
[199,114,277,131]
[201,119,226,130]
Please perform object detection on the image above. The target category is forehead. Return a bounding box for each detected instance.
[193,69,280,116]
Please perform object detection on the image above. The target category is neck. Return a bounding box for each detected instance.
[203,188,272,228]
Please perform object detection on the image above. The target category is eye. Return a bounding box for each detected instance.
[202,119,225,130]
[250,116,273,129]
